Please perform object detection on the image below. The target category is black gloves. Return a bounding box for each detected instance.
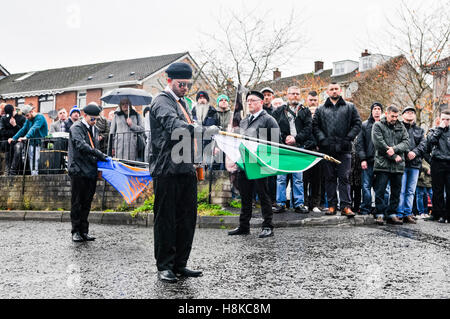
[94,149,108,162]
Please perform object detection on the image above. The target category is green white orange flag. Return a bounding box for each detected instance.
[213,133,325,180]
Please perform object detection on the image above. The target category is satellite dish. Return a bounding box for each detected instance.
[349,82,359,93]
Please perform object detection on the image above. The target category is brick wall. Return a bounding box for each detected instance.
[0,175,143,211]
[0,171,233,211]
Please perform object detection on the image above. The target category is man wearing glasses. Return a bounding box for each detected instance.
[68,102,108,242]
[149,62,219,283]
[228,91,280,239]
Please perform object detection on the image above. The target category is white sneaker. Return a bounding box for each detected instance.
[312,207,321,213]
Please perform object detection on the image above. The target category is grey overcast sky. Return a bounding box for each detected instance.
[0,0,440,77]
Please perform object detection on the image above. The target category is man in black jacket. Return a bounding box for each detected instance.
[302,91,322,213]
[397,106,425,224]
[420,109,450,223]
[312,83,362,216]
[272,86,309,214]
[355,102,383,215]
[228,91,280,238]
[68,102,108,242]
[0,104,26,175]
[150,62,219,283]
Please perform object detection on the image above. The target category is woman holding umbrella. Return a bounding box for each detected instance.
[109,98,145,161]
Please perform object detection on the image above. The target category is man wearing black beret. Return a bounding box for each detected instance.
[228,91,280,238]
[149,62,219,283]
[68,102,108,242]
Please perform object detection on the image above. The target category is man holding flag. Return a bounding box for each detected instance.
[68,102,108,242]
[227,91,280,238]
[149,62,219,283]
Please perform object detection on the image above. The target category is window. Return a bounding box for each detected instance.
[334,62,345,76]
[77,91,87,109]
[361,57,372,72]
[16,98,25,108]
[39,95,55,114]
[101,87,119,108]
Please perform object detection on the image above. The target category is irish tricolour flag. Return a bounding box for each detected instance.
[213,133,325,180]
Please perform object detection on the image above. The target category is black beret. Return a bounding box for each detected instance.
[246,91,264,101]
[196,91,210,102]
[4,104,14,115]
[371,102,383,111]
[83,102,102,116]
[166,62,193,80]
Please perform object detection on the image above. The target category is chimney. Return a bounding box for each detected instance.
[273,68,281,81]
[361,49,370,57]
[314,61,324,73]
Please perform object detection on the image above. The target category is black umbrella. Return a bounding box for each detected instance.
[101,88,153,106]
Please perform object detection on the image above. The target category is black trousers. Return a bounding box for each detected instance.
[373,171,402,218]
[323,153,352,209]
[431,159,450,220]
[238,171,273,230]
[70,176,97,234]
[153,174,197,272]
[303,161,322,208]
[267,175,277,204]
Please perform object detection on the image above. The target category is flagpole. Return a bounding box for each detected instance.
[217,131,342,165]
[112,157,149,167]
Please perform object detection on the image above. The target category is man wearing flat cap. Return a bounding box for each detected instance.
[68,102,108,242]
[149,62,219,283]
[260,87,275,117]
[228,90,280,239]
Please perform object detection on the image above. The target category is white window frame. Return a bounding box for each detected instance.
[77,91,87,109]
[39,95,55,114]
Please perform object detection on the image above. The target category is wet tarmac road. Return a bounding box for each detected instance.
[0,220,449,299]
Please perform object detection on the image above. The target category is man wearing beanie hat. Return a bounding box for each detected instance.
[216,94,232,131]
[68,102,108,242]
[150,62,219,283]
[65,106,81,131]
[192,90,218,127]
[356,102,385,215]
[396,105,425,224]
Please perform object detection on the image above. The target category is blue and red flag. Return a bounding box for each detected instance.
[97,158,152,204]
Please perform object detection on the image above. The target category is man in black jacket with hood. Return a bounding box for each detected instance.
[313,83,362,216]
[149,62,219,283]
[68,102,108,243]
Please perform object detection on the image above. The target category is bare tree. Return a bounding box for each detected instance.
[195,5,306,98]
[384,0,450,126]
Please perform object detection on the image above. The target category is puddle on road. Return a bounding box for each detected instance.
[380,226,450,250]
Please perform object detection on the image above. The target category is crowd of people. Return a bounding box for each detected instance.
[0,81,449,227]
[186,83,449,226]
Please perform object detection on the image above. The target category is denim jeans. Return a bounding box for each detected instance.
[277,172,304,208]
[28,145,40,176]
[397,168,420,217]
[361,163,390,215]
[374,172,403,219]
[416,187,432,214]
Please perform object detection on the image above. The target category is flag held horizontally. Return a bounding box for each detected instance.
[213,131,341,180]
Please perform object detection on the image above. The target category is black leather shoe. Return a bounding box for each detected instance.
[259,227,274,238]
[72,232,84,242]
[295,205,309,214]
[157,270,178,283]
[175,267,203,278]
[81,233,96,241]
[228,227,250,236]
[438,217,447,223]
[273,205,286,214]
